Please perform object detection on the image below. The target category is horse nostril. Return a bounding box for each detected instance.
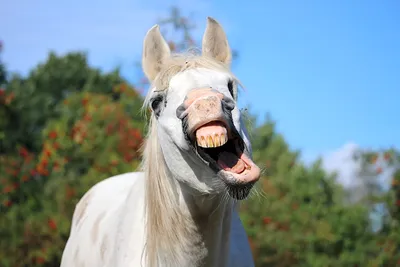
[223,96,235,111]
[176,104,186,119]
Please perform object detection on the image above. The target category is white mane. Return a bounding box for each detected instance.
[140,114,204,266]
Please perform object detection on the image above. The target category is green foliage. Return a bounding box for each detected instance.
[0,41,5,85]
[351,148,400,265]
[240,117,400,266]
[0,47,145,266]
[2,52,125,153]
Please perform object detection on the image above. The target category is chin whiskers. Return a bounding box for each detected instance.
[246,185,268,202]
[260,166,268,176]
[225,180,255,200]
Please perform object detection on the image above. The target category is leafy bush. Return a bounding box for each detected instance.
[1,80,144,266]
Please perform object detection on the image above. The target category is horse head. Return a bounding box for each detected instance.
[142,17,261,200]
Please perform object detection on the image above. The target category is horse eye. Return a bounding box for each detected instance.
[151,98,162,110]
[227,80,234,97]
[151,95,164,116]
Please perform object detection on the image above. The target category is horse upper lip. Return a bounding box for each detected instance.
[190,119,229,138]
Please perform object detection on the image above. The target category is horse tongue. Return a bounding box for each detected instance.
[217,151,245,174]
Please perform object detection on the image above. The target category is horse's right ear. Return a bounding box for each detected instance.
[142,25,171,82]
[202,17,232,66]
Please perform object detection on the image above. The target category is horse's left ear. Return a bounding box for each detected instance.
[142,24,171,82]
[202,17,232,66]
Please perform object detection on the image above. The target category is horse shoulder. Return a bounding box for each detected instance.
[228,209,255,267]
[61,171,145,267]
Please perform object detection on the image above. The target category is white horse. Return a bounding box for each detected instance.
[60,17,261,267]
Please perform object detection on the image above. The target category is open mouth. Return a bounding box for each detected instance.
[190,121,261,200]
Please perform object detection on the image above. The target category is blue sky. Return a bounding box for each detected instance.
[2,0,399,164]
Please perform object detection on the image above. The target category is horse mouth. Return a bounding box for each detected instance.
[191,121,261,200]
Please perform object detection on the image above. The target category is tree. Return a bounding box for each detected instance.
[0,40,6,85]
[0,40,12,153]
[2,52,125,153]
[240,115,383,266]
[0,46,145,266]
[351,148,400,265]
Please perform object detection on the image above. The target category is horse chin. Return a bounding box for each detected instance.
[219,172,256,200]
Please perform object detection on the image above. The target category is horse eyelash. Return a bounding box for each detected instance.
[227,80,234,97]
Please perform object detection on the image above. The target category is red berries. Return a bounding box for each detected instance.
[263,217,272,225]
[48,218,57,230]
[49,131,58,139]
[19,147,29,158]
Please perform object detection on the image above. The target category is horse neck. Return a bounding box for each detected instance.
[142,117,234,266]
[178,184,235,267]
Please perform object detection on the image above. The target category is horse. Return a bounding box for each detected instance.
[60,17,261,267]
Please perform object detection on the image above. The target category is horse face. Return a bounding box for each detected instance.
[142,18,260,199]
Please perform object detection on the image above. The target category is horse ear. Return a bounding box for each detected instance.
[142,24,171,82]
[202,17,232,66]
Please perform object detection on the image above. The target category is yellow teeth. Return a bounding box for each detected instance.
[197,134,228,148]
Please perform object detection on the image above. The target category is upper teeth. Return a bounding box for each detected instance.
[197,134,228,148]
